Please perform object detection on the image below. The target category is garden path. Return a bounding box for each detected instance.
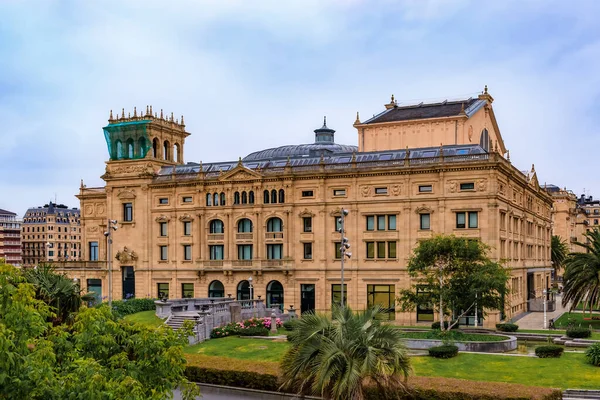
[513,294,568,330]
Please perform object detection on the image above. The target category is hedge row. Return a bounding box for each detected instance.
[534,345,564,358]
[431,321,460,330]
[566,327,592,338]
[184,356,561,399]
[428,345,459,359]
[99,298,156,318]
[496,323,519,332]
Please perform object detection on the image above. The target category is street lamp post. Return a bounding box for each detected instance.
[104,219,118,310]
[248,276,255,317]
[337,209,351,308]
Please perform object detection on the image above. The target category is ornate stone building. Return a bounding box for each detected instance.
[59,91,553,327]
[21,203,81,266]
[0,208,22,265]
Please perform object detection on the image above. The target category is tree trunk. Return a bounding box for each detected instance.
[439,273,444,332]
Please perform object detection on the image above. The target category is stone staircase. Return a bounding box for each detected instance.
[165,313,199,330]
[563,390,600,400]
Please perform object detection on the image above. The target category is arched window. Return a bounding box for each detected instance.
[264,190,270,204]
[249,191,255,204]
[138,137,147,158]
[234,192,240,205]
[278,189,285,203]
[209,219,224,234]
[479,129,489,152]
[163,140,170,161]
[241,191,247,204]
[208,280,225,298]
[220,192,226,206]
[213,193,219,206]
[266,280,284,311]
[271,189,277,204]
[238,218,253,233]
[174,143,180,163]
[152,138,159,158]
[206,193,212,206]
[116,140,123,159]
[237,280,250,300]
[126,139,134,159]
[267,217,283,232]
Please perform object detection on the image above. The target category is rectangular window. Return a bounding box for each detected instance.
[420,214,430,230]
[183,221,191,236]
[333,189,346,196]
[460,182,475,191]
[159,198,169,205]
[367,242,375,258]
[456,212,466,229]
[123,203,133,222]
[331,284,347,307]
[89,241,98,261]
[183,245,192,260]
[301,190,314,197]
[367,284,395,320]
[159,222,168,237]
[388,215,396,230]
[456,212,478,229]
[469,212,478,228]
[418,185,432,193]
[182,283,194,298]
[210,245,224,260]
[303,242,313,260]
[388,241,397,258]
[375,187,388,195]
[160,245,168,260]
[238,244,252,260]
[266,244,282,260]
[303,217,312,233]
[157,283,169,299]
[377,215,386,231]
[335,217,343,232]
[334,242,342,259]
[366,216,375,231]
[377,242,386,258]
[182,196,193,203]
[48,251,54,257]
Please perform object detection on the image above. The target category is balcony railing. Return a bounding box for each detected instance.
[53,261,108,269]
[207,234,225,241]
[235,233,253,240]
[204,260,223,267]
[265,232,284,240]
[262,259,283,267]
[232,260,253,267]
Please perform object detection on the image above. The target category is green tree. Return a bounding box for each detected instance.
[398,235,509,331]
[562,229,600,315]
[280,306,411,400]
[0,261,199,399]
[23,263,94,325]
[551,235,569,276]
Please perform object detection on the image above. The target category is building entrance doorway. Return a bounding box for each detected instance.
[121,266,135,299]
[300,284,315,314]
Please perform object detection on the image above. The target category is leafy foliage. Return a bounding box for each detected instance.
[280,306,411,400]
[186,365,280,391]
[431,321,459,330]
[283,320,296,331]
[585,342,600,366]
[551,235,568,273]
[398,235,509,331]
[0,262,199,400]
[496,323,519,332]
[562,229,600,313]
[108,298,156,318]
[428,345,459,359]
[534,345,564,358]
[566,327,592,338]
[210,317,281,339]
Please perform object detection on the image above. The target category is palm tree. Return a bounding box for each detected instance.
[24,264,94,325]
[551,235,568,277]
[562,230,600,315]
[280,306,411,400]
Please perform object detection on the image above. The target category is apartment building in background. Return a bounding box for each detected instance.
[0,208,22,265]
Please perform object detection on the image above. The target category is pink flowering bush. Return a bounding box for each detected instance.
[210,317,283,339]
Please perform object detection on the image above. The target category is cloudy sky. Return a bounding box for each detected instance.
[1,0,599,216]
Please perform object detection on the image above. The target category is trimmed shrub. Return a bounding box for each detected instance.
[210,317,281,338]
[428,345,459,359]
[585,342,600,366]
[534,345,564,358]
[237,326,269,337]
[103,298,156,318]
[431,320,459,330]
[283,320,296,331]
[496,323,519,332]
[566,326,592,339]
[185,366,279,391]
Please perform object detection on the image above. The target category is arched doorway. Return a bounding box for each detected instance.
[266,280,284,311]
[237,280,250,300]
[208,280,224,298]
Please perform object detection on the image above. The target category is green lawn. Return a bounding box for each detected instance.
[401,331,507,342]
[411,352,600,390]
[555,312,600,330]
[123,310,164,328]
[184,336,289,362]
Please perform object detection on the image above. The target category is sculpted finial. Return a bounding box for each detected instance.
[354,111,360,125]
[146,105,149,115]
[133,106,137,117]
[160,109,164,119]
[484,84,488,94]
[109,109,113,120]
[121,108,125,118]
[181,115,185,125]
[150,105,153,115]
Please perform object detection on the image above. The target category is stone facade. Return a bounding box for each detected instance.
[0,208,21,265]
[58,90,553,327]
